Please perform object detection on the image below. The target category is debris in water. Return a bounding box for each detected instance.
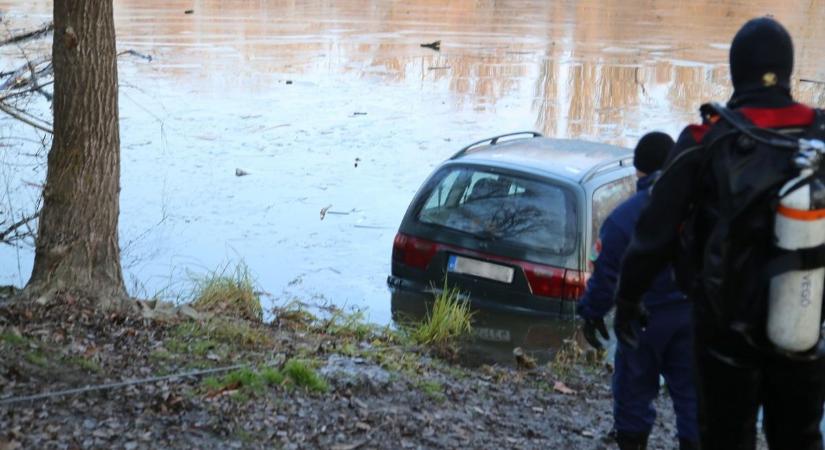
[354,157,361,168]
[184,9,194,14]
[420,40,441,51]
[234,168,250,177]
[117,50,153,62]
[320,204,332,220]
[513,347,537,370]
[285,80,293,85]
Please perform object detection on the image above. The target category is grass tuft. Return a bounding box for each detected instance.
[24,350,48,367]
[260,367,285,386]
[410,279,473,347]
[173,318,272,349]
[200,362,326,400]
[191,262,263,322]
[65,355,101,373]
[0,331,27,347]
[319,307,377,341]
[283,359,328,393]
[551,337,602,378]
[417,379,446,402]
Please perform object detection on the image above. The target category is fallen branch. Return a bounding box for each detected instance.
[800,78,825,85]
[0,22,54,47]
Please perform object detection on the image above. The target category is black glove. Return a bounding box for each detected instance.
[614,299,649,349]
[582,317,609,350]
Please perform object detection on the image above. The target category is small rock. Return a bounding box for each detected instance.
[184,9,194,14]
[235,168,250,177]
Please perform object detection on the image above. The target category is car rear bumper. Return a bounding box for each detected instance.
[387,275,576,319]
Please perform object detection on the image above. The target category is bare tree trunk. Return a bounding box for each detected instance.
[26,0,126,305]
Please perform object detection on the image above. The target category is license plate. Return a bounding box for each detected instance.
[447,255,514,283]
[474,327,512,343]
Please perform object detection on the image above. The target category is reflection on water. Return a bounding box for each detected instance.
[391,291,581,366]
[1,0,825,325]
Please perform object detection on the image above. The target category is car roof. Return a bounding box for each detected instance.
[451,134,633,184]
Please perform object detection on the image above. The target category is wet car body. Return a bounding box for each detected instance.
[388,132,635,318]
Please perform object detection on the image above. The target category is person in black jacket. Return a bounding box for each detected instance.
[578,132,697,450]
[613,17,825,450]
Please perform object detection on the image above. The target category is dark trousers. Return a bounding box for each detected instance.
[694,313,825,450]
[613,303,698,441]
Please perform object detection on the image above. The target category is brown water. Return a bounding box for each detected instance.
[1,1,825,329]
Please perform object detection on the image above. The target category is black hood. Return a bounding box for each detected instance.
[728,17,794,107]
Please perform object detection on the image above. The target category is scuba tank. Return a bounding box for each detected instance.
[701,103,825,356]
[767,159,825,352]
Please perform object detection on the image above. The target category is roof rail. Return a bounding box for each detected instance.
[580,155,634,182]
[450,131,543,160]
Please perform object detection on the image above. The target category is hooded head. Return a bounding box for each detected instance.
[729,17,794,92]
[633,131,674,176]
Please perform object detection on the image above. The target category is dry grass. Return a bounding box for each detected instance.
[551,336,604,378]
[191,262,262,322]
[410,279,473,347]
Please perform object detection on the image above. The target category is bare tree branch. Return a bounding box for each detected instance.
[0,22,54,47]
[0,210,40,245]
[0,101,53,134]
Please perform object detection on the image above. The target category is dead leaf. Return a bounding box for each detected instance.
[330,440,369,450]
[0,440,22,450]
[553,381,577,395]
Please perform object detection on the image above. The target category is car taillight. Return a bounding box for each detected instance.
[562,269,586,300]
[393,233,438,270]
[523,263,585,301]
[522,262,565,298]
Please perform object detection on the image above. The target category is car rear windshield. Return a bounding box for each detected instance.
[417,167,578,255]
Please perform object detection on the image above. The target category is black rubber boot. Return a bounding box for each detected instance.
[678,437,699,450]
[615,431,649,450]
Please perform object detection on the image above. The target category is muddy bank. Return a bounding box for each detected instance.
[0,294,691,450]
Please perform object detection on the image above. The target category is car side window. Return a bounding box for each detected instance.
[591,176,636,241]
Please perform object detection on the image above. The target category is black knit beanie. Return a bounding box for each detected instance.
[729,17,793,91]
[633,132,674,174]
